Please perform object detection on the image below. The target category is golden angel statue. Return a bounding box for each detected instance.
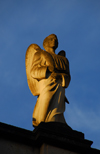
[25,34,71,127]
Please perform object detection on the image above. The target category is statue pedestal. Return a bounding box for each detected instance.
[0,122,100,154]
[40,144,77,154]
[33,122,93,154]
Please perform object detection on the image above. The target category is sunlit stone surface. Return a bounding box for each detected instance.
[25,34,71,127]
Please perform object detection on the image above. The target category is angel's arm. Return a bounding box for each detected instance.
[30,51,48,80]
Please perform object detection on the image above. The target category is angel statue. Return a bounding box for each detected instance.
[25,34,71,127]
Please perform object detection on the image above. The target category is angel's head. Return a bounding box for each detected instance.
[43,34,58,52]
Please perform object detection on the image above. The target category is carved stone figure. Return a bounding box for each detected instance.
[25,34,71,127]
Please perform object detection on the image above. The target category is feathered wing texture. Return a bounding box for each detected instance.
[25,44,41,96]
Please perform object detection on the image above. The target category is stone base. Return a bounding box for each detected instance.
[40,144,77,154]
[0,122,100,154]
[33,122,93,153]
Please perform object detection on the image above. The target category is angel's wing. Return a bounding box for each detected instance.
[25,44,41,96]
[58,50,66,57]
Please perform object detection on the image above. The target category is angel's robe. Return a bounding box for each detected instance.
[31,50,70,127]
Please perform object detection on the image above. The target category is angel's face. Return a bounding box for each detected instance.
[47,35,58,48]
[43,34,58,50]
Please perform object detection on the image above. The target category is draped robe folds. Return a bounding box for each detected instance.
[31,50,70,127]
